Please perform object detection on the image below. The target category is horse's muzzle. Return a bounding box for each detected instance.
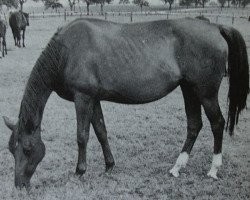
[15,175,31,190]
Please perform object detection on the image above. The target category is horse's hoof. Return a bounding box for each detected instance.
[169,168,179,177]
[105,162,115,174]
[75,165,87,176]
[207,171,218,179]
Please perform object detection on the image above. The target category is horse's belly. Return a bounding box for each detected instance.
[98,46,181,103]
[99,63,181,104]
[101,79,180,104]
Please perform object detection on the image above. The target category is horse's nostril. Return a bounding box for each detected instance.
[21,183,26,188]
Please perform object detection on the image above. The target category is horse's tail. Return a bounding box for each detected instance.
[219,25,249,135]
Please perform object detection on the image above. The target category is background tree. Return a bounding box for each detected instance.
[19,0,27,11]
[199,0,208,7]
[133,0,149,12]
[231,0,245,6]
[68,0,75,11]
[0,0,18,10]
[218,0,227,8]
[179,0,192,8]
[161,0,174,10]
[83,0,91,15]
[241,0,249,7]
[85,0,112,15]
[193,0,200,7]
[44,0,63,12]
[119,0,129,3]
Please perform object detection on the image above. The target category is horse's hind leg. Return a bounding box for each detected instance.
[2,41,4,57]
[4,40,7,55]
[74,93,94,175]
[91,101,115,173]
[170,83,202,177]
[201,97,225,179]
[0,38,2,57]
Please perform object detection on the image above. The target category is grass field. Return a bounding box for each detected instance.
[0,10,249,200]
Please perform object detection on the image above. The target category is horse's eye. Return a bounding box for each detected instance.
[23,149,32,156]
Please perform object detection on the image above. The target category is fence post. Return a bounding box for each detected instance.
[33,11,35,18]
[130,12,133,22]
[64,9,66,21]
[232,14,234,24]
[105,12,107,20]
[216,15,218,23]
[167,13,169,19]
[43,12,44,18]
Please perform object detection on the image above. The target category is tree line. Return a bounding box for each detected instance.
[0,0,249,14]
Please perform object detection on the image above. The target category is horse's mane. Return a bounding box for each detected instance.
[18,35,67,131]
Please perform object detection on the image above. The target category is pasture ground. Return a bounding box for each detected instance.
[0,10,249,200]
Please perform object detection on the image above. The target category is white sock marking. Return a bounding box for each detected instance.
[169,152,189,177]
[207,153,222,179]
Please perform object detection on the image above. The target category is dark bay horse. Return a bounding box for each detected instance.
[9,11,29,47]
[3,18,249,189]
[0,19,7,57]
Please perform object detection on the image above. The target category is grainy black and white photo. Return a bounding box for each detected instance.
[0,0,249,199]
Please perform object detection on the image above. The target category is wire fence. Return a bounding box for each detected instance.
[1,8,250,26]
[26,8,249,24]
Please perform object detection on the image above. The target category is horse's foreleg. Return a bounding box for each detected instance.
[2,41,4,57]
[0,38,2,57]
[17,31,21,47]
[13,35,16,46]
[4,39,7,55]
[22,29,25,47]
[202,97,225,179]
[74,93,94,176]
[91,101,115,173]
[3,37,7,56]
[170,84,202,177]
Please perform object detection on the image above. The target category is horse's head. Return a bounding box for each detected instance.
[23,12,29,26]
[3,116,45,189]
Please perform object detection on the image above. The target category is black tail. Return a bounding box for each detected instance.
[219,26,249,135]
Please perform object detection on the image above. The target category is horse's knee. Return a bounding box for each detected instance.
[77,132,89,145]
[96,130,108,144]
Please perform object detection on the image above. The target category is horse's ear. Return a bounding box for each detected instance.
[3,116,15,131]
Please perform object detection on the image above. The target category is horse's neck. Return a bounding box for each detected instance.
[19,65,52,131]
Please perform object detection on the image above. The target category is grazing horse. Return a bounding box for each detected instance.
[0,19,7,57]
[9,11,29,47]
[3,18,249,189]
